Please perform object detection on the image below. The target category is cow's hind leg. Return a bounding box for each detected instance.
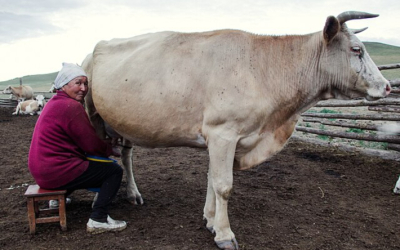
[12,103,20,115]
[204,169,216,233]
[121,138,144,205]
[203,128,239,250]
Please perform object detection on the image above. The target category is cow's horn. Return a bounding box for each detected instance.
[337,11,379,24]
[351,27,368,34]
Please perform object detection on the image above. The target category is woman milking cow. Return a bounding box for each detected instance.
[28,63,126,234]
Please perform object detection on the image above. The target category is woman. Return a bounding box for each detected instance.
[28,62,126,234]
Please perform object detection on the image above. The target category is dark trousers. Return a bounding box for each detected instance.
[56,161,123,222]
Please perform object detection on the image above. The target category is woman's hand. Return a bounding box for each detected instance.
[112,146,121,157]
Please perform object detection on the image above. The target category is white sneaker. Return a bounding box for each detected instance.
[86,216,127,234]
[49,198,71,209]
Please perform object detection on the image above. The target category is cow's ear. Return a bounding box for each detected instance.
[323,16,340,44]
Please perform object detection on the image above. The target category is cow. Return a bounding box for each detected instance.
[13,94,46,115]
[2,85,34,101]
[377,122,400,194]
[49,83,56,93]
[394,177,400,194]
[82,11,390,249]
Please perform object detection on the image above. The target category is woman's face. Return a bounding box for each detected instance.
[62,76,88,102]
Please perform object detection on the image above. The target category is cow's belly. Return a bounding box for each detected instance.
[93,88,208,148]
[234,119,297,170]
[121,130,207,148]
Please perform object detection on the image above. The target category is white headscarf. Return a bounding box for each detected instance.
[54,62,87,89]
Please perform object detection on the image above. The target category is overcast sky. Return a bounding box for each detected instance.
[0,0,399,81]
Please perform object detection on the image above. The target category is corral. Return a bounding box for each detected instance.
[0,107,399,249]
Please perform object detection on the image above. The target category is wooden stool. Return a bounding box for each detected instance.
[24,184,67,234]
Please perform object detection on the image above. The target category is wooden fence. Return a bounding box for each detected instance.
[296,63,400,153]
[0,92,54,108]
[0,99,18,108]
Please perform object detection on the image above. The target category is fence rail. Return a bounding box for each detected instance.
[0,92,54,108]
[378,63,400,70]
[0,99,18,108]
[296,63,400,153]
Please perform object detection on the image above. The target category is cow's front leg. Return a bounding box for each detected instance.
[204,129,239,250]
[394,175,400,194]
[121,139,144,205]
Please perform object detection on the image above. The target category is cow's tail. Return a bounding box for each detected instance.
[82,53,107,140]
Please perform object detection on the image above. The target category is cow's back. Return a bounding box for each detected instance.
[21,86,33,99]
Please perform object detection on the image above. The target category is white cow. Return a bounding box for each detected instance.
[2,85,34,101]
[13,94,46,115]
[48,84,56,93]
[83,11,390,249]
[377,122,400,194]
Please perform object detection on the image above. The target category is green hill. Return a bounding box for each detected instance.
[364,42,400,80]
[0,42,399,93]
[0,72,58,92]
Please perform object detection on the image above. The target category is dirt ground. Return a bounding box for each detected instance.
[1,106,400,250]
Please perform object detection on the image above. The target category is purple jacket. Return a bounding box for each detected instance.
[28,91,113,189]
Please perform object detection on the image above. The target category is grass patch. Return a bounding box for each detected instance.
[317,135,331,140]
[357,141,388,150]
[319,108,341,114]
[346,128,365,134]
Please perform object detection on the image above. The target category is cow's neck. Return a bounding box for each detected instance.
[256,32,333,118]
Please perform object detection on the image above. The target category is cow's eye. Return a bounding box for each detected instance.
[351,46,361,54]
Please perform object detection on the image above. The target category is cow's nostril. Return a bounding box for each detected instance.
[386,84,391,93]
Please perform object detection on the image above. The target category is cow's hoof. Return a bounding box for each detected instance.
[128,196,144,205]
[206,226,215,234]
[215,238,239,250]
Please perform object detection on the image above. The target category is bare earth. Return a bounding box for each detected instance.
[0,106,400,250]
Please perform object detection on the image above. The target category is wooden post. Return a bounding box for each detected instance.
[27,198,36,234]
[58,195,67,231]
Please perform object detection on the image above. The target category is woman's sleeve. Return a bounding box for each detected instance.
[65,104,113,157]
